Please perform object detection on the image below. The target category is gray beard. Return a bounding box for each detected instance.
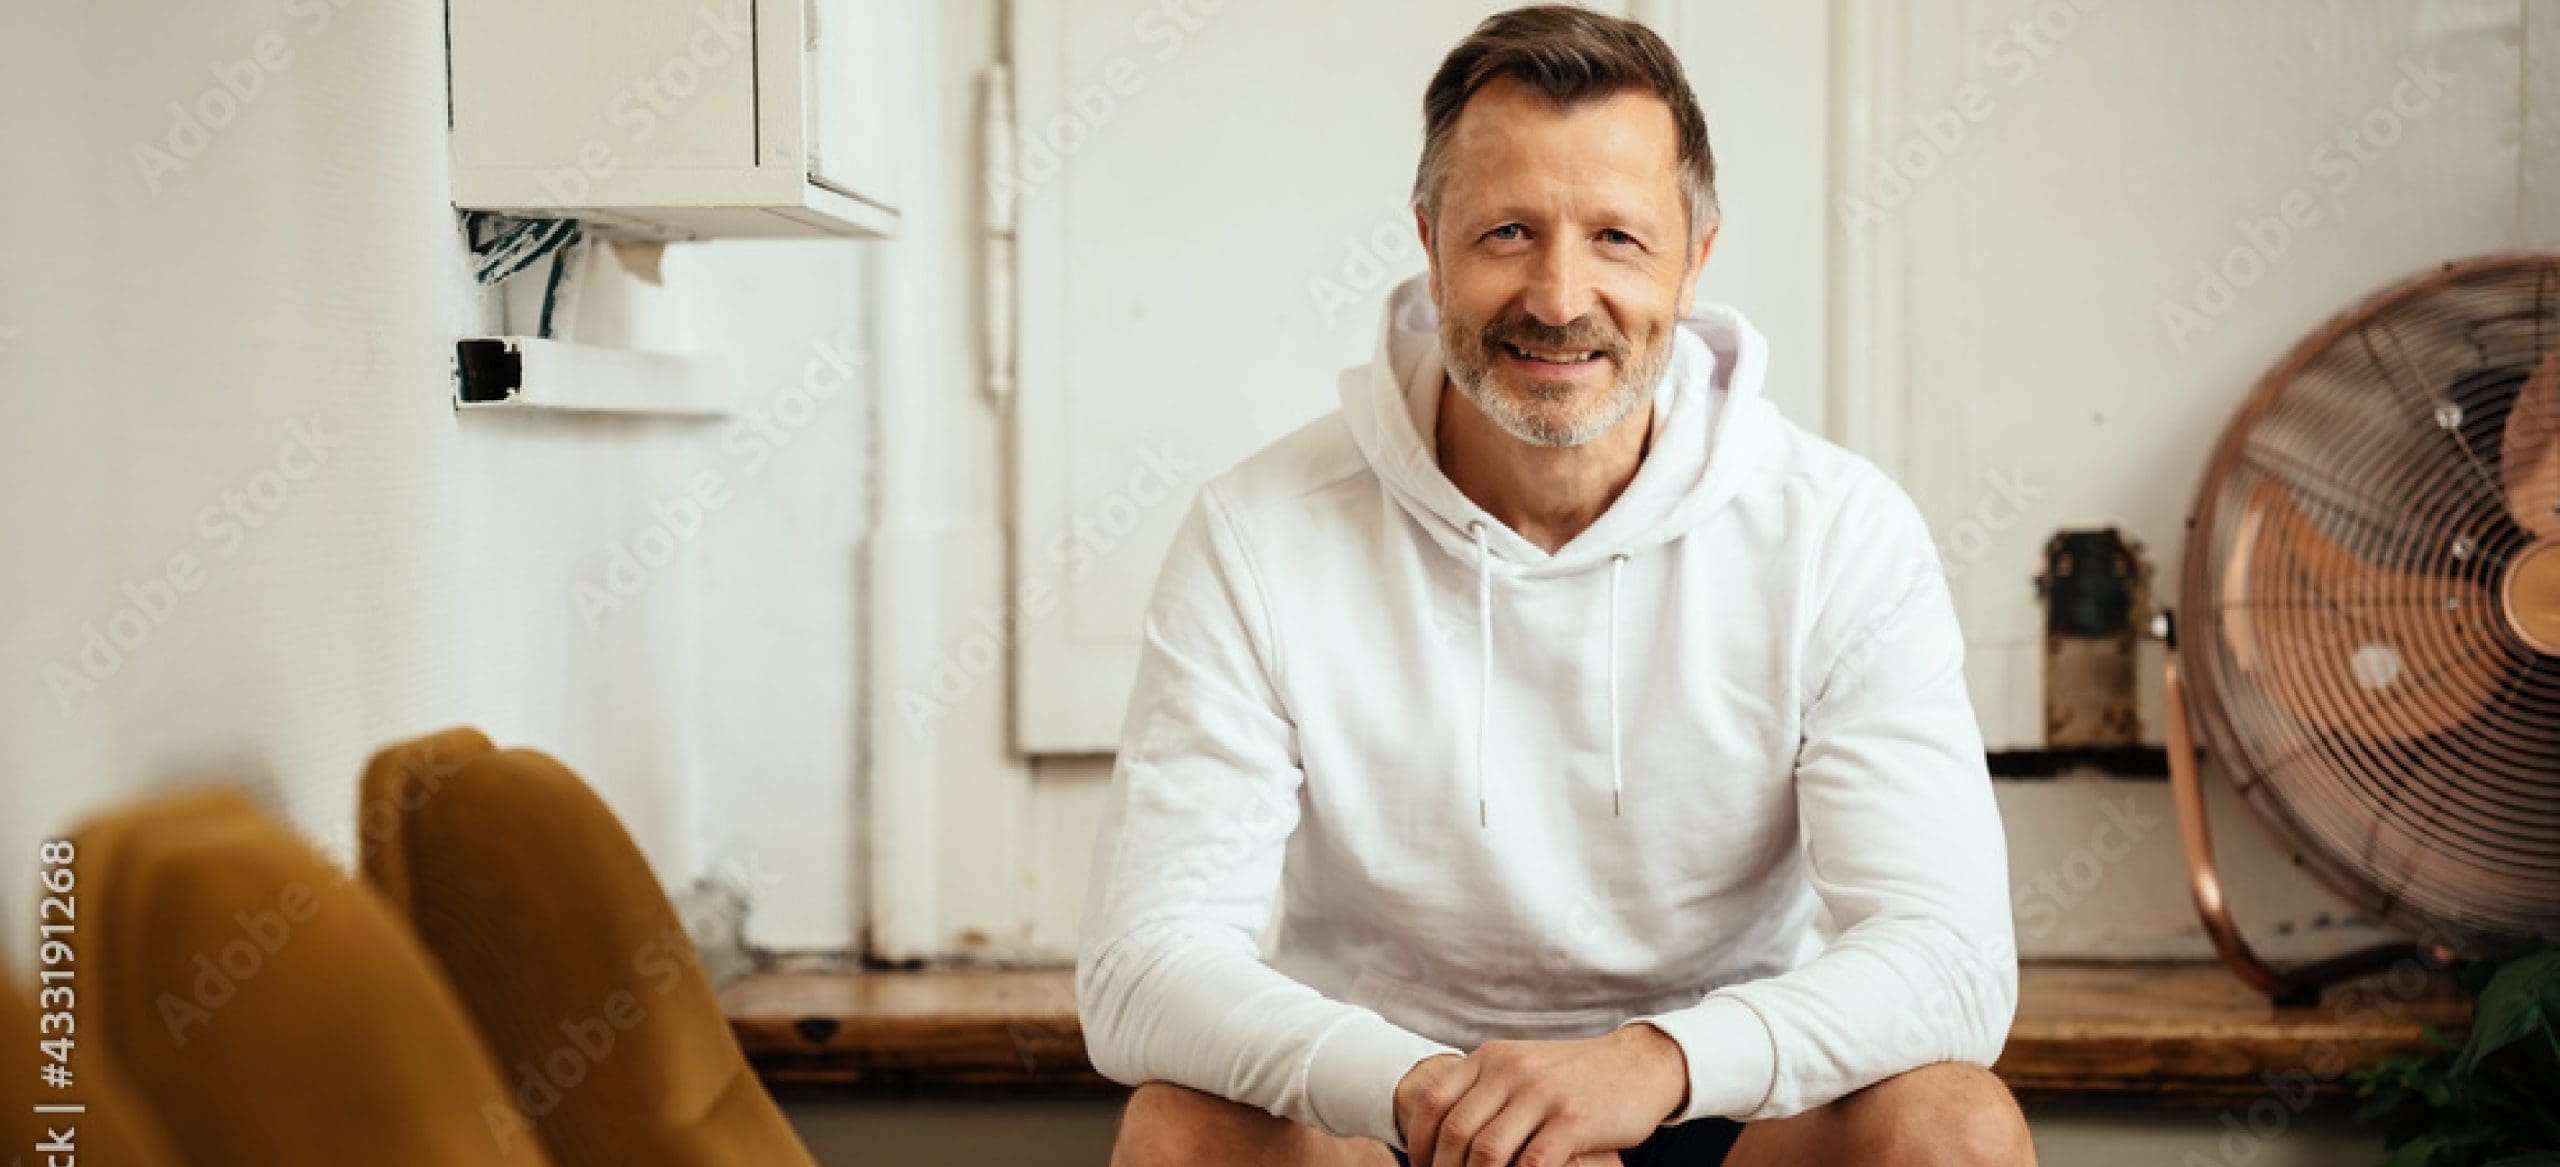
[1442,325,1673,448]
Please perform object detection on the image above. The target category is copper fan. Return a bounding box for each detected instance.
[2161,252,2560,1001]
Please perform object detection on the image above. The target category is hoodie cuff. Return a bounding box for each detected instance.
[1628,994,1777,1124]
[1304,1012,1459,1149]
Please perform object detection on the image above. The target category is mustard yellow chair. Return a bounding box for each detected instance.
[3,979,181,1165]
[360,730,816,1167]
[357,725,500,913]
[76,788,557,1165]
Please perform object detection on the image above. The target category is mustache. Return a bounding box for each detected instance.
[1478,311,1628,362]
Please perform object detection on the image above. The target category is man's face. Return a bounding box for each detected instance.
[1422,78,1713,449]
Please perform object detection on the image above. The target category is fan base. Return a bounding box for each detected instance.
[2163,645,2455,999]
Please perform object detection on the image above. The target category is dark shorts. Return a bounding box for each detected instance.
[1392,1116,1744,1166]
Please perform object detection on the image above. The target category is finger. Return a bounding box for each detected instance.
[1461,1092,1548,1167]
[1432,1077,1509,1167]
[1406,1059,1477,1167]
[1517,1117,1589,1167]
[1413,1064,1454,1161]
[1565,1153,1625,1167]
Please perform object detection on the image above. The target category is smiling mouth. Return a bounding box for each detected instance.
[1500,342,1606,366]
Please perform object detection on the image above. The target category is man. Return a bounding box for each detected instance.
[1077,7,2031,1165]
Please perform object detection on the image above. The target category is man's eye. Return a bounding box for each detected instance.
[1599,228,1637,246]
[1486,224,1525,241]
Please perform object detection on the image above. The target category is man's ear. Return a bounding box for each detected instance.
[1415,206,1440,304]
[1673,221,1719,318]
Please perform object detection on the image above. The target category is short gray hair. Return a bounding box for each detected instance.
[1412,6,1719,242]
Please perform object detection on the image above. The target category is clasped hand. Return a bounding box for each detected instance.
[1392,1023,1687,1167]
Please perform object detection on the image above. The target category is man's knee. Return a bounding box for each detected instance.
[1939,1098,2036,1167]
[1113,1083,1220,1167]
[1862,1063,2034,1167]
[1111,1081,1312,1167]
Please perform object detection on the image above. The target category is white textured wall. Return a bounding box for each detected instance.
[966,0,2557,967]
[0,0,872,957]
[1890,0,2557,747]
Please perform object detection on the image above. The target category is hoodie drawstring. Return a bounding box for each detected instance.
[1470,521,1492,828]
[1469,524,1632,824]
[1607,552,1628,817]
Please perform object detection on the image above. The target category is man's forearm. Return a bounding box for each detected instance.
[1080,925,1457,1145]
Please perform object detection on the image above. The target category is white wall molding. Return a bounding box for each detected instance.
[2528,1,2558,246]
[863,0,957,960]
[865,0,1051,963]
[1826,0,1911,476]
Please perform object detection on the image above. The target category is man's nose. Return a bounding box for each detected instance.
[1521,239,1596,328]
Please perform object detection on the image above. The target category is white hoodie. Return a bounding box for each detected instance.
[1076,275,2016,1150]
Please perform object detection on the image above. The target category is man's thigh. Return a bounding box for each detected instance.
[1724,1062,2035,1167]
[1109,1081,1399,1167]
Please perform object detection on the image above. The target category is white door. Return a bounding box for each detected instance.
[1006,0,1847,751]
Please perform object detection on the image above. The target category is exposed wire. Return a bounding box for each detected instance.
[464,211,584,339]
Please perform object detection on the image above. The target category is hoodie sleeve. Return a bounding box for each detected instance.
[1631,472,2018,1124]
[1075,484,1459,1148]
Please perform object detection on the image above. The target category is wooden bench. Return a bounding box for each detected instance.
[723,961,2467,1107]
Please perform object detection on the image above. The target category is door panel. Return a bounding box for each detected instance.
[1009,0,1610,750]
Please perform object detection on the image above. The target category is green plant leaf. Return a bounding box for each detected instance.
[2456,952,2560,1077]
[2377,1133,2452,1167]
[2358,1085,2414,1125]
[2355,941,2560,1166]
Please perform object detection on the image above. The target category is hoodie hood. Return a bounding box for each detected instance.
[1339,274,1777,578]
[1335,274,1785,825]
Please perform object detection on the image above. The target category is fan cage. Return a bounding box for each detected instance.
[2178,253,2560,959]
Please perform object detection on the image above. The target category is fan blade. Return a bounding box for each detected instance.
[2220,478,2506,741]
[2502,350,2560,538]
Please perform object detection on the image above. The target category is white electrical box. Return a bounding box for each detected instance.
[448,0,904,240]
